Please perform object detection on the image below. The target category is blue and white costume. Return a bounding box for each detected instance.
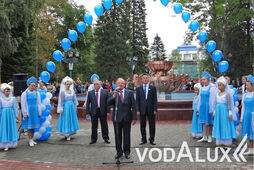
[56,76,80,137]
[0,84,19,150]
[212,77,236,145]
[191,83,203,137]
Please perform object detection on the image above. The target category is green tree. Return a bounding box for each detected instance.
[94,1,132,81]
[130,0,149,74]
[150,34,166,61]
[170,49,183,70]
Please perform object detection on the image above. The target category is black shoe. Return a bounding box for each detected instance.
[115,154,122,159]
[125,154,130,159]
[89,140,96,144]
[139,141,147,145]
[104,139,111,144]
[150,141,156,145]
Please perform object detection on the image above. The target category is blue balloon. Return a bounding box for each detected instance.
[94,4,104,17]
[42,110,50,117]
[160,0,169,7]
[46,61,56,73]
[234,120,239,126]
[37,131,51,141]
[237,113,240,119]
[46,126,52,132]
[40,93,46,102]
[40,116,46,123]
[115,0,123,4]
[190,20,199,32]
[84,14,93,26]
[77,21,86,34]
[103,0,112,10]
[113,84,117,90]
[46,105,52,110]
[218,60,229,73]
[181,11,190,23]
[229,85,234,89]
[90,74,100,83]
[61,38,71,51]
[174,3,183,14]
[68,30,78,42]
[206,40,216,53]
[212,50,223,62]
[233,95,239,102]
[53,50,63,62]
[34,128,39,132]
[40,71,50,83]
[198,31,208,43]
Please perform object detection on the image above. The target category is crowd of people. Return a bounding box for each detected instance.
[0,72,253,159]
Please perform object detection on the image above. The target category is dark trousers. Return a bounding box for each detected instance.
[140,108,156,142]
[91,108,109,141]
[113,121,131,156]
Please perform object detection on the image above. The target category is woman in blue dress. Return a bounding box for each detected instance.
[212,77,236,145]
[21,77,41,147]
[191,83,203,138]
[196,72,216,143]
[0,84,19,151]
[241,75,254,155]
[57,76,80,141]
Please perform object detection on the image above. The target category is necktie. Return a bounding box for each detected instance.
[96,91,99,107]
[120,90,124,103]
[144,85,146,99]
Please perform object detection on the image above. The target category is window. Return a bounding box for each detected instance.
[183,54,191,60]
[192,54,197,60]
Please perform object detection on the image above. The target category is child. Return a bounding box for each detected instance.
[197,72,216,143]
[191,83,203,138]
[57,76,80,140]
[21,77,41,147]
[0,83,19,151]
[241,75,254,155]
[212,77,236,145]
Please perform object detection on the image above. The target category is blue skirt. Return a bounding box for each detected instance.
[241,108,254,140]
[56,100,80,135]
[21,108,40,130]
[191,105,203,136]
[212,103,236,139]
[0,107,19,147]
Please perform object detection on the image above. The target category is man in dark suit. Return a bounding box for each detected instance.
[136,73,158,145]
[108,78,137,159]
[86,80,110,144]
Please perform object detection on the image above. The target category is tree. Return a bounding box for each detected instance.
[94,1,132,81]
[150,34,166,61]
[130,0,149,74]
[170,49,183,70]
[179,0,254,78]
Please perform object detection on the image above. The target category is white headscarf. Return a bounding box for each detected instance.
[57,76,74,113]
[194,83,201,90]
[0,83,13,97]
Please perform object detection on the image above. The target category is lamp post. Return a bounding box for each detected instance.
[126,57,138,79]
[63,51,79,78]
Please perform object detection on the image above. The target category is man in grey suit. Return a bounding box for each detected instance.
[86,80,110,144]
[108,78,137,159]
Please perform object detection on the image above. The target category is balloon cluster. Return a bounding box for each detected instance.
[40,0,125,84]
[156,1,230,74]
[228,86,240,127]
[34,90,53,140]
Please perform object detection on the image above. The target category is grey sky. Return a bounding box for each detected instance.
[74,0,199,54]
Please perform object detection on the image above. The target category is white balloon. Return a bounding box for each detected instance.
[41,104,46,111]
[235,101,239,107]
[43,98,50,105]
[46,115,52,121]
[43,120,50,128]
[34,132,42,139]
[39,127,46,134]
[46,92,53,99]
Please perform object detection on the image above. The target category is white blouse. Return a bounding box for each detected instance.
[58,90,78,113]
[0,96,18,117]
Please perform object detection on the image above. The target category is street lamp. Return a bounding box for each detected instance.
[63,50,79,78]
[126,56,138,79]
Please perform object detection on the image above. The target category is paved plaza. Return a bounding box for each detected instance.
[0,119,253,169]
